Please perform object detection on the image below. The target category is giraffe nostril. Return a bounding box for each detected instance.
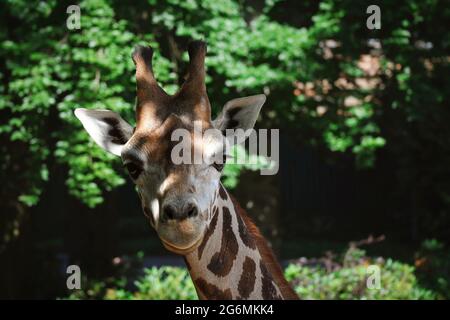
[163,205,176,220]
[162,202,198,221]
[186,204,198,218]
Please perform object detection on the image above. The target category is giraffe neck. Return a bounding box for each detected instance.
[184,184,298,300]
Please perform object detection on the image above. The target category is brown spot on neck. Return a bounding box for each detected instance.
[206,206,238,277]
[194,277,232,300]
[260,261,282,300]
[238,256,256,299]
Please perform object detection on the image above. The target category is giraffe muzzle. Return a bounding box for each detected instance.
[156,197,206,254]
[162,202,199,222]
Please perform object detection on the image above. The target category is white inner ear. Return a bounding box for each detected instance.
[213,94,266,146]
[74,108,133,156]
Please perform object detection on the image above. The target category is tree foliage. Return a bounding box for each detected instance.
[1,0,449,247]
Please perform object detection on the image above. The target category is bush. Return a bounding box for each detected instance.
[66,266,197,300]
[66,247,438,300]
[285,247,436,300]
[414,239,450,299]
[132,267,197,300]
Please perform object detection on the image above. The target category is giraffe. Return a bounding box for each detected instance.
[74,41,298,300]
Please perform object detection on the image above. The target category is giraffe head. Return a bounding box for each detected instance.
[75,41,266,255]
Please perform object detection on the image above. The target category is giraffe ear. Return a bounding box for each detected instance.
[74,108,134,156]
[213,94,266,145]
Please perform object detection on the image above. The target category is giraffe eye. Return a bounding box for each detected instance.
[124,162,142,180]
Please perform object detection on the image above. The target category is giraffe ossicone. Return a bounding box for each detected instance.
[74,40,298,300]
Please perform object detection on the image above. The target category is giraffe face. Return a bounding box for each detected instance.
[75,93,265,254]
[74,42,266,255]
[120,117,225,254]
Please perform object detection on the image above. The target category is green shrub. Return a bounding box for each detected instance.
[65,276,131,300]
[414,239,450,299]
[66,266,197,300]
[66,247,438,300]
[132,267,197,300]
[285,248,436,300]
